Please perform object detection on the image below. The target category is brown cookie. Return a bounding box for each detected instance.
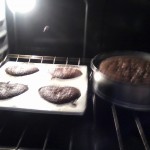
[39,86,81,104]
[51,67,82,79]
[0,82,28,99]
[5,65,39,76]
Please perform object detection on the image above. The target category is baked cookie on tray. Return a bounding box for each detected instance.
[51,67,82,79]
[39,86,81,104]
[0,82,28,99]
[5,64,39,76]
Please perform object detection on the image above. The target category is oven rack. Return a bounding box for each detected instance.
[93,94,150,150]
[0,96,150,150]
[2,54,91,66]
[0,55,149,150]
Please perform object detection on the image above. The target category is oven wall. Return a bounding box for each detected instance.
[86,0,150,58]
[0,0,8,59]
[6,0,150,58]
[6,0,87,57]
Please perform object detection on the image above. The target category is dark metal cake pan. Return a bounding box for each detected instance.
[91,51,150,111]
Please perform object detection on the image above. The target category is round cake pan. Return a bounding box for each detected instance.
[91,51,150,111]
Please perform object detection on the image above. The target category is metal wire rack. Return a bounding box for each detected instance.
[93,94,150,150]
[0,54,149,150]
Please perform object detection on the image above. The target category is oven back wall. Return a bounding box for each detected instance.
[86,0,150,58]
[6,0,86,57]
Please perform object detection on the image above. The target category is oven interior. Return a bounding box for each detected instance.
[0,0,150,149]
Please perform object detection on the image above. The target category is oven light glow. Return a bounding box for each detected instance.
[6,0,36,13]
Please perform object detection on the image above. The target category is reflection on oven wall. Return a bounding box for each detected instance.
[86,0,150,58]
[6,0,87,57]
[0,0,8,60]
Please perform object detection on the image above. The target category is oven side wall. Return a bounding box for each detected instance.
[86,0,150,58]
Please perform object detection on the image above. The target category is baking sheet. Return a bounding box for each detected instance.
[0,61,88,115]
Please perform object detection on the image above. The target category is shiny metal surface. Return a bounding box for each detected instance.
[91,51,150,110]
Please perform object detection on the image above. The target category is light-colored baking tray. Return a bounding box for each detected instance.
[0,61,88,115]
